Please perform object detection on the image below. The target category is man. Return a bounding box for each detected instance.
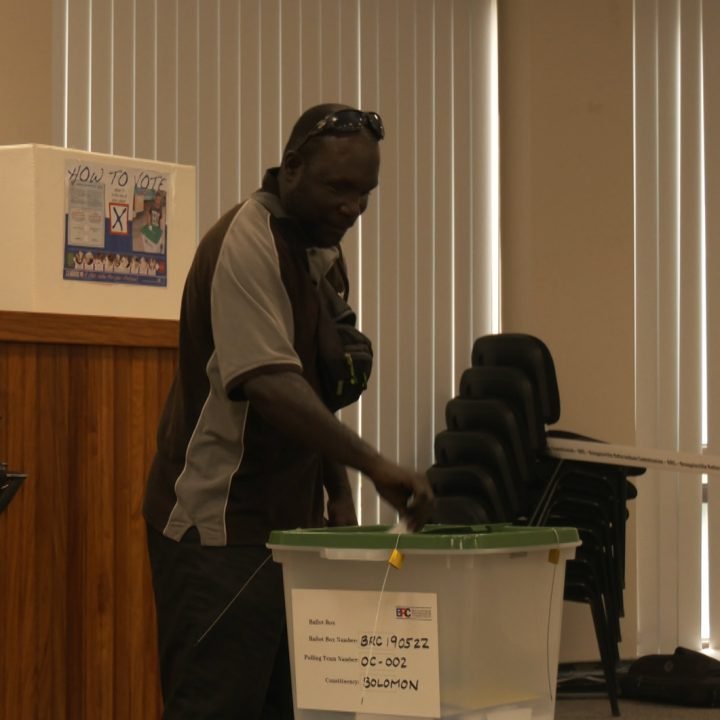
[143,103,434,719]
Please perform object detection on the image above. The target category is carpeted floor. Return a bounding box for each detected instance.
[556,697,719,719]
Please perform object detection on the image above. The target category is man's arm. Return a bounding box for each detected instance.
[242,371,434,531]
[323,458,358,527]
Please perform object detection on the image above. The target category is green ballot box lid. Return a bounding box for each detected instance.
[268,523,580,552]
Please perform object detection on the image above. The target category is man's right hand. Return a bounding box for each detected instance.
[366,457,435,532]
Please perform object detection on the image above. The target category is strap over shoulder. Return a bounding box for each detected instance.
[314,257,372,412]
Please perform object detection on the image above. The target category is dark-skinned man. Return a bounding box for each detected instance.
[143,103,434,719]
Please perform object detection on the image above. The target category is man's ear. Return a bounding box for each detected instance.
[282,150,303,182]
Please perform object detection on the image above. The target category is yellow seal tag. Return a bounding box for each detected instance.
[389,549,404,569]
[548,548,560,565]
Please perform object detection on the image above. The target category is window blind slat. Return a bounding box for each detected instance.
[197,0,220,234]
[176,0,198,168]
[90,0,112,154]
[702,0,720,651]
[396,0,418,469]
[111,0,135,157]
[633,0,663,655]
[66,0,90,150]
[300,0,322,110]
[319,0,341,101]
[434,1,454,437]
[335,1,362,510]
[279,0,303,148]
[156,0,178,163]
[260,0,282,173]
[471,0,498,337]
[134,0,157,161]
[218,0,240,212]
[358,0,382,524]
[656,0,682,656]
[414,0,437,471]
[336,0,361,440]
[377,0,400,524]
[452,0,473,380]
[677,0,704,650]
[337,0,360,108]
[238,0,260,201]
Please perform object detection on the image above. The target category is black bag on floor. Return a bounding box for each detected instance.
[620,646,720,707]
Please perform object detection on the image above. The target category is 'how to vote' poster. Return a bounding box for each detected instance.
[63,159,172,287]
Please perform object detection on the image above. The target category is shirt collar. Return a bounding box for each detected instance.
[253,167,288,218]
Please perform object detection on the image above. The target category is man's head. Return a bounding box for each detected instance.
[278,103,383,248]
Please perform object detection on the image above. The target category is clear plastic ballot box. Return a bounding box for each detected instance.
[268,524,580,720]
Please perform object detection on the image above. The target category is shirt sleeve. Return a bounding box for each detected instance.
[210,199,302,395]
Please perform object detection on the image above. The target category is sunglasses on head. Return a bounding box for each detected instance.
[293,109,385,152]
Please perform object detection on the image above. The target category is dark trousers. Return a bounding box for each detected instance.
[146,524,294,720]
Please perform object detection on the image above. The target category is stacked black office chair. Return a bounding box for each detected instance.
[427,333,642,717]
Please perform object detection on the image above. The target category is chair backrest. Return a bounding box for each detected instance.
[445,397,534,489]
[433,429,523,517]
[459,366,547,452]
[471,333,561,425]
[430,495,492,524]
[427,464,511,522]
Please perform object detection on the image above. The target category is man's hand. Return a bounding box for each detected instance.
[366,457,435,532]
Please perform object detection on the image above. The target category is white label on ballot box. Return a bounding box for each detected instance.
[291,589,440,717]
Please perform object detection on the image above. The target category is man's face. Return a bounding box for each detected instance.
[281,131,380,247]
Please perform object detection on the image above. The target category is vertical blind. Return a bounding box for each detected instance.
[634,0,719,654]
[55,0,500,524]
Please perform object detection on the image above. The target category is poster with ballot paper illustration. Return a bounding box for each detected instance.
[63,159,170,287]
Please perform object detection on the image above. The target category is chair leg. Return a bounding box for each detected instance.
[587,594,621,717]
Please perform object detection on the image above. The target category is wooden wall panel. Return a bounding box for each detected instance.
[0,314,177,720]
[0,345,39,718]
[35,345,71,720]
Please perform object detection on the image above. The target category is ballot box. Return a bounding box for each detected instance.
[268,523,580,720]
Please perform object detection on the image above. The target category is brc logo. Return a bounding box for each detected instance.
[393,606,432,621]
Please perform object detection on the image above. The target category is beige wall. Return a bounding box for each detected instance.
[0,0,54,145]
[499,0,637,660]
